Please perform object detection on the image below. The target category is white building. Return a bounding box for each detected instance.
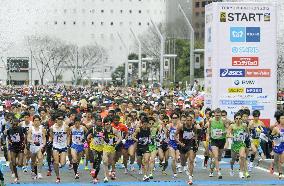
[0,0,166,84]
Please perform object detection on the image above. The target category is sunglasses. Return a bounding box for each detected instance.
[163,120,169,122]
[235,118,241,120]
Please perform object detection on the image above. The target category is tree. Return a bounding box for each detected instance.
[65,44,106,84]
[111,64,125,84]
[25,35,55,85]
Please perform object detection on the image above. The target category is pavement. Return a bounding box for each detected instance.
[1,151,284,186]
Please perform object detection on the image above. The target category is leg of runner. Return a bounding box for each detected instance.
[128,143,136,171]
[203,141,209,169]
[10,152,19,183]
[142,152,150,181]
[239,147,246,179]
[0,168,4,186]
[102,151,109,183]
[30,152,38,180]
[109,151,116,180]
[46,144,53,176]
[249,142,258,171]
[71,148,79,179]
[211,146,222,179]
[278,152,284,179]
[122,148,129,173]
[187,150,195,185]
[84,147,89,170]
[52,150,60,183]
[91,150,102,183]
[169,147,177,178]
[230,151,236,176]
[68,148,73,170]
[149,149,157,179]
[37,149,44,179]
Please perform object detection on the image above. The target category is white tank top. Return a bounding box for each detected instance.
[31,126,43,146]
[52,125,67,149]
[71,127,84,145]
[22,121,32,132]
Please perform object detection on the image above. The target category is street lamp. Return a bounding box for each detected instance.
[130,28,142,79]
[150,19,165,85]
[178,4,195,86]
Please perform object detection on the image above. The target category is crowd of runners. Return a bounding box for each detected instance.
[0,85,284,185]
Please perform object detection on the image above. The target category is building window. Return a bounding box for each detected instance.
[73,21,76,25]
[101,21,104,25]
[138,10,141,13]
[147,22,150,26]
[110,9,114,13]
[91,9,95,13]
[92,21,94,25]
[138,22,141,26]
[64,9,67,13]
[120,10,123,13]
[202,1,206,7]
[63,21,66,25]
[119,21,123,26]
[195,2,200,8]
[129,10,132,13]
[110,22,114,26]
[54,21,57,25]
[101,9,104,13]
[195,12,200,17]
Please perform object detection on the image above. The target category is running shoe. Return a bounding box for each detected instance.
[103,177,108,183]
[14,178,20,184]
[138,169,143,175]
[68,164,73,170]
[84,166,89,170]
[47,171,52,177]
[279,173,283,180]
[173,173,177,178]
[93,178,99,184]
[230,170,234,177]
[129,164,135,172]
[111,171,116,180]
[239,172,244,179]
[149,173,154,179]
[11,173,15,178]
[218,172,222,179]
[37,173,43,179]
[75,173,79,179]
[245,172,250,178]
[177,164,182,173]
[56,177,60,184]
[143,175,149,182]
[31,172,37,180]
[209,172,213,177]
[187,175,193,185]
[162,171,167,175]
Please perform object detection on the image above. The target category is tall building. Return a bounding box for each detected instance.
[191,0,222,41]
[0,0,166,84]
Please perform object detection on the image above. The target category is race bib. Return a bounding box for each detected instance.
[93,137,103,145]
[11,133,20,142]
[212,129,223,138]
[233,132,245,142]
[259,133,268,142]
[72,135,83,144]
[183,131,194,140]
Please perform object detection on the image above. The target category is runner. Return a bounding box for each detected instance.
[133,116,152,181]
[168,112,181,177]
[202,108,211,169]
[157,115,170,175]
[49,112,70,183]
[21,112,33,173]
[102,116,122,183]
[227,112,248,179]
[148,116,160,179]
[248,110,265,172]
[175,113,199,185]
[208,108,230,179]
[271,111,284,179]
[7,116,26,184]
[27,115,46,180]
[70,116,88,179]
[87,116,104,184]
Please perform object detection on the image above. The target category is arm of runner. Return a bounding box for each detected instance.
[66,126,71,147]
[132,128,140,142]
[226,125,233,138]
[174,126,184,147]
[27,128,32,144]
[42,128,47,147]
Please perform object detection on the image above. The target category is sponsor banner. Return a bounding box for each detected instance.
[252,105,264,110]
[232,57,259,66]
[230,27,260,42]
[234,79,255,85]
[220,69,245,77]
[220,99,257,105]
[232,46,259,54]
[220,12,271,22]
[246,69,271,77]
[246,88,263,93]
[228,88,244,93]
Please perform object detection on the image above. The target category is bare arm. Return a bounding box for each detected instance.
[132,128,140,142]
